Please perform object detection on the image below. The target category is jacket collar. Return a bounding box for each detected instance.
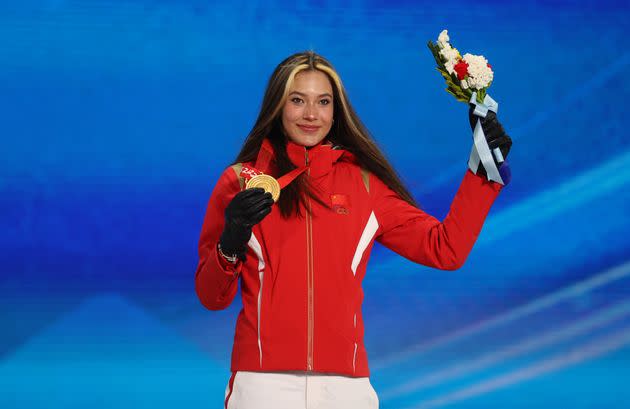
[254,138,349,179]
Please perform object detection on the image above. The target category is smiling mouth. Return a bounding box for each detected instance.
[298,125,321,132]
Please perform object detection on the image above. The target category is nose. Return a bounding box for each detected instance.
[303,103,316,121]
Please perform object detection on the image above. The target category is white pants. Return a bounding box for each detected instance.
[224,371,379,409]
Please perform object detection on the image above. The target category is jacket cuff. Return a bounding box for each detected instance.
[498,159,512,186]
[468,158,511,187]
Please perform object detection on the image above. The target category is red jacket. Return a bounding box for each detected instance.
[195,138,503,377]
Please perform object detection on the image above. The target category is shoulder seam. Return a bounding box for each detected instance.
[230,163,245,190]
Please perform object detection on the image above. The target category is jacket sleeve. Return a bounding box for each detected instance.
[371,169,503,270]
[195,166,244,310]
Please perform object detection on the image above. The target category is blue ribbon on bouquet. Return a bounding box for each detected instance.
[468,91,508,185]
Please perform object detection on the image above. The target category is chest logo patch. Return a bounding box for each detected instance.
[330,194,350,215]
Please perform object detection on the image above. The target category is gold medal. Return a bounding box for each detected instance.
[246,174,281,202]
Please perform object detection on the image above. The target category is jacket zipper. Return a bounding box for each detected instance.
[305,148,314,371]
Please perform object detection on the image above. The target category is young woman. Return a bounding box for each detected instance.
[195,51,512,409]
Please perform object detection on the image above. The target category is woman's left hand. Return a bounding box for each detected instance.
[468,105,512,170]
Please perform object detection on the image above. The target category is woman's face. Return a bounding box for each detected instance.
[281,70,334,148]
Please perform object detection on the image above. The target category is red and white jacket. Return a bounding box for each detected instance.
[195,138,503,377]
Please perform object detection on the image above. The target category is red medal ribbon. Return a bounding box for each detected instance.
[240,165,308,189]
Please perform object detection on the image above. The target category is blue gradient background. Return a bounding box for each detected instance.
[1,1,629,408]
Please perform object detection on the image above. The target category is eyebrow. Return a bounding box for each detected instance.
[289,91,333,98]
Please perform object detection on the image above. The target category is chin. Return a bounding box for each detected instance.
[290,135,326,147]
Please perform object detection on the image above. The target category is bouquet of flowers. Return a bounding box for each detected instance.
[427,29,510,186]
[427,30,493,104]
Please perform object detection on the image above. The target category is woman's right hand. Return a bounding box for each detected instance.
[219,188,274,261]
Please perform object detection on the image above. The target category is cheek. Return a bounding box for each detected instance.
[282,104,301,123]
[322,106,334,124]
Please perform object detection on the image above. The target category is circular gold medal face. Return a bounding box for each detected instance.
[246,174,281,202]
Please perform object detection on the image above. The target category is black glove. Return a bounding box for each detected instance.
[468,105,512,175]
[219,188,274,261]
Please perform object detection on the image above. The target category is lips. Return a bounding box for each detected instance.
[298,125,321,132]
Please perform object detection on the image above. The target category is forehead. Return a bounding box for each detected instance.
[290,70,333,94]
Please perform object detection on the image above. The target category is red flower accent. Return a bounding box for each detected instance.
[487,63,492,69]
[454,60,469,80]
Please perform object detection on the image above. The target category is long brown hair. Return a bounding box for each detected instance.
[233,51,418,218]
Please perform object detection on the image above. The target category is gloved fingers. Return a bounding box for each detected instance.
[468,106,501,133]
[239,192,273,223]
[246,205,273,226]
[242,196,274,221]
[242,191,273,211]
[242,191,273,208]
[233,187,266,201]
[500,135,512,157]
[222,218,251,236]
[228,190,270,215]
[469,108,513,174]
[481,114,502,134]
[226,188,267,214]
[225,193,273,234]
[252,191,273,204]
[485,126,506,144]
[482,115,500,131]
[484,124,507,146]
[487,135,511,149]
[488,135,512,161]
[484,110,498,122]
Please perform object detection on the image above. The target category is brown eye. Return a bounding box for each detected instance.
[291,97,303,104]
[320,99,331,105]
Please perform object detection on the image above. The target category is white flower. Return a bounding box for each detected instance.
[461,78,469,89]
[439,44,461,75]
[462,53,493,89]
[439,44,460,62]
[444,59,456,75]
[438,30,450,47]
